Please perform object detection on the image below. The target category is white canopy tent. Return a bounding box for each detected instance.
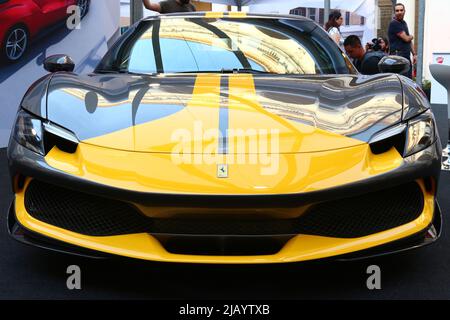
[193,0,376,45]
[198,0,371,16]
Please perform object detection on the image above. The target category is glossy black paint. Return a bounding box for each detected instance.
[19,72,408,149]
[400,76,433,120]
[43,54,75,73]
[378,55,411,74]
[20,73,53,118]
[252,73,405,143]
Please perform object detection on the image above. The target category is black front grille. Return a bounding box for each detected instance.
[155,235,292,256]
[24,181,151,236]
[24,180,424,238]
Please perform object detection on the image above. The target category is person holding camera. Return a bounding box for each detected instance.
[378,37,390,54]
[366,37,389,54]
[344,36,386,75]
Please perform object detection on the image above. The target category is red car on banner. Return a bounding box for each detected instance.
[0,0,90,63]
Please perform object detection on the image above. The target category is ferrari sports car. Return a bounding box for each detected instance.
[7,13,442,263]
[0,0,90,62]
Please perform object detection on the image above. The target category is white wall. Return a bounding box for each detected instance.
[424,0,450,81]
[211,4,228,11]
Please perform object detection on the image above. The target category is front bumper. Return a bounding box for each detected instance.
[7,175,440,264]
[6,139,443,264]
[7,197,442,262]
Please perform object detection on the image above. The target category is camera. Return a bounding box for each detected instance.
[366,38,382,52]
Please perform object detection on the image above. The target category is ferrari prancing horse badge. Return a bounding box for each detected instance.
[217,164,228,178]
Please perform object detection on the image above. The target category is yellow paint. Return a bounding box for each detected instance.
[28,73,421,263]
[85,74,222,153]
[204,12,224,18]
[44,143,403,195]
[228,12,247,18]
[203,12,246,18]
[14,178,435,264]
[40,74,404,195]
[227,74,366,154]
[82,74,366,153]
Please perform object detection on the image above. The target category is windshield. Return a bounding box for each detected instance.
[96,17,356,75]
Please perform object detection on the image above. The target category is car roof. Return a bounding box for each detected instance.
[142,11,311,22]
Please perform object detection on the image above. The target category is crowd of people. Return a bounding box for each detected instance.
[140,0,414,78]
[326,2,415,77]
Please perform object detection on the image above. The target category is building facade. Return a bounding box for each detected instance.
[378,0,395,39]
[289,6,366,39]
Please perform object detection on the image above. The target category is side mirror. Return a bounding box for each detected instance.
[378,55,410,75]
[44,54,75,73]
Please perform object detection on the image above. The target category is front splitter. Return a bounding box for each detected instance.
[7,199,442,263]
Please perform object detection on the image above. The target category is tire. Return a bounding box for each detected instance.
[77,0,90,19]
[1,25,28,63]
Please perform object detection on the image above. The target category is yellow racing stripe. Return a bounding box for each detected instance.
[44,74,404,195]
[84,74,222,153]
[226,74,367,154]
[228,12,247,18]
[205,12,224,18]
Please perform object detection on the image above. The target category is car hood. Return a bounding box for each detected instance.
[45,73,404,154]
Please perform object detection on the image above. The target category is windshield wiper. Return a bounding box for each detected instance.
[95,69,126,74]
[220,68,274,74]
[173,68,274,74]
[95,69,156,76]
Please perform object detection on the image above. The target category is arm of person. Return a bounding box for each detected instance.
[396,31,414,43]
[142,0,161,12]
[410,43,417,64]
[331,33,341,45]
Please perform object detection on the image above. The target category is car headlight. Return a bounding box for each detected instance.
[404,111,436,157]
[13,110,45,155]
[13,109,79,155]
[369,110,436,157]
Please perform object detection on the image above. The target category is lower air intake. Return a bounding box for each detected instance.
[24,180,424,239]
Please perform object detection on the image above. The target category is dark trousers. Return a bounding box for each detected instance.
[402,58,413,79]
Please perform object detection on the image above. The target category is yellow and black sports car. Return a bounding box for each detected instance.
[7,13,442,263]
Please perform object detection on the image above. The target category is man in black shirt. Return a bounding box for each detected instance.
[388,3,415,78]
[142,0,196,14]
[344,35,386,75]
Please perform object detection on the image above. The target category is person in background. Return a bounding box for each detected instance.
[142,0,196,14]
[325,11,344,47]
[344,35,386,75]
[378,36,390,54]
[388,2,416,78]
[365,37,388,53]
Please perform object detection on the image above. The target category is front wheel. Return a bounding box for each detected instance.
[1,26,28,63]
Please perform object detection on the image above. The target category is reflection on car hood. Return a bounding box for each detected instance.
[45,72,404,154]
